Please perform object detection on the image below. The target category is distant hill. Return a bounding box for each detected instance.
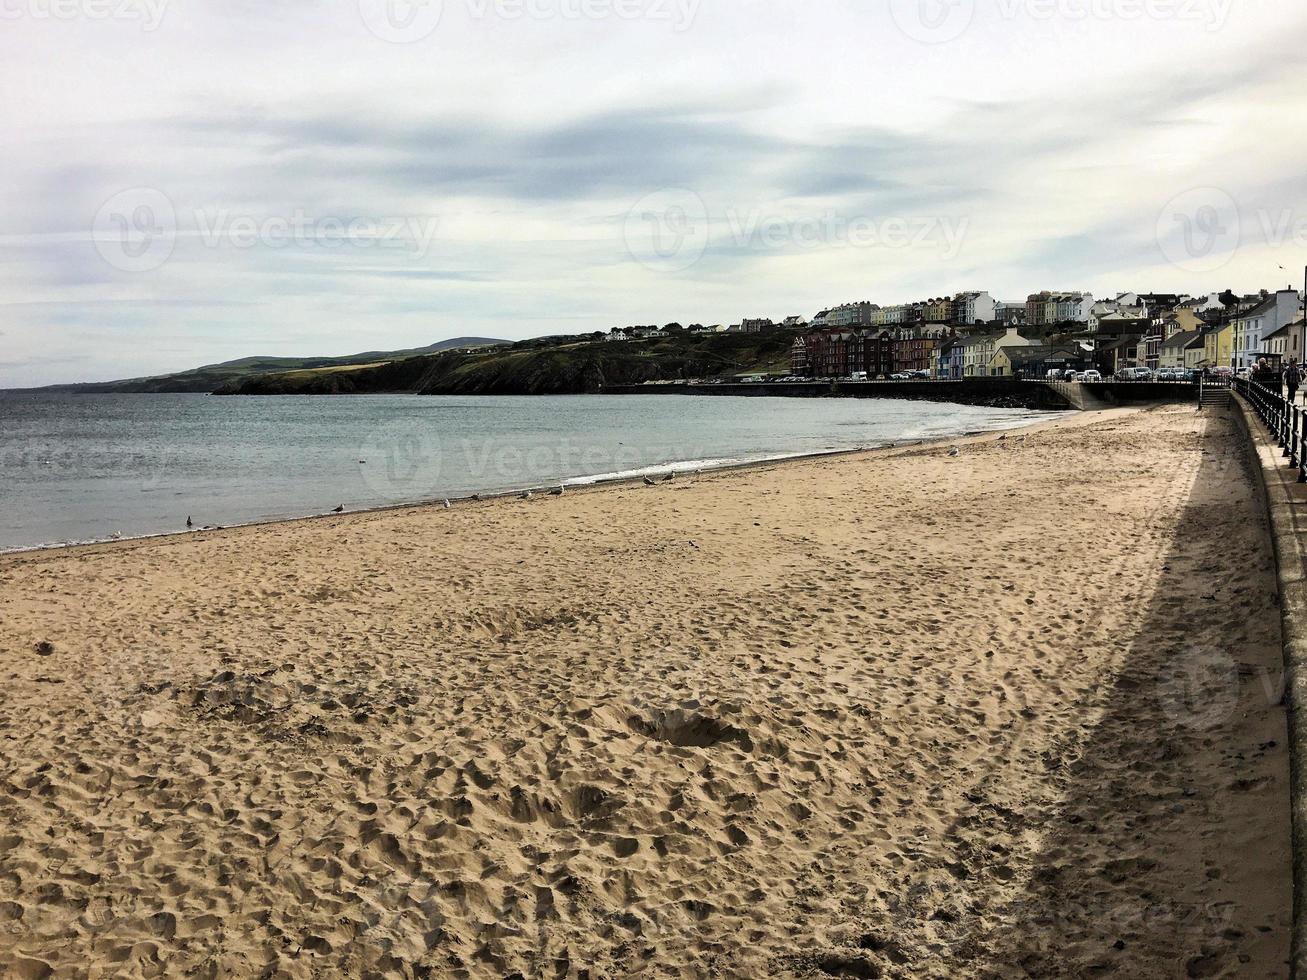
[13,337,507,393]
[217,330,801,396]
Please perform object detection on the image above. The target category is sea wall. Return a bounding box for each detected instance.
[600,379,1199,411]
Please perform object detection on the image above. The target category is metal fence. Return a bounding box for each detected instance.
[1235,378,1307,484]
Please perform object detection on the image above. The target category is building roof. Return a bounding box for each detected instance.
[1161,329,1202,350]
[1002,345,1082,366]
[1098,334,1144,353]
[1238,296,1280,320]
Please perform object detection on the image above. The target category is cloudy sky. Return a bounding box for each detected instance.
[2,0,1306,386]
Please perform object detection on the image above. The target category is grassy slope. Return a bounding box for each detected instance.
[17,338,506,393]
[218,330,801,396]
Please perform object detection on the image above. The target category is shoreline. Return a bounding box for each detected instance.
[0,407,1075,561]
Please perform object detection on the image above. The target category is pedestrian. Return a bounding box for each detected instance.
[1287,359,1302,404]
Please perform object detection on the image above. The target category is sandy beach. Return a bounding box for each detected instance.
[0,404,1291,978]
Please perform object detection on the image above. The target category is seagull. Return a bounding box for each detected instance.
[520,490,533,500]
[998,434,1008,442]
[442,499,452,509]
[332,504,345,514]
[471,494,482,502]
[663,472,675,483]
[549,486,565,497]
[186,516,193,528]
[643,477,657,486]
[948,447,961,458]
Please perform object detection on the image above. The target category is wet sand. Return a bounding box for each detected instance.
[0,404,1291,978]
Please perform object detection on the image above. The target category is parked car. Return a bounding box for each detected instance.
[909,370,931,380]
[890,373,910,381]
[1082,370,1103,383]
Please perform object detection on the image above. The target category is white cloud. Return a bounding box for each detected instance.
[2,0,1306,385]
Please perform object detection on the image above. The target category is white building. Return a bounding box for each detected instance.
[1234,290,1301,369]
[954,291,997,325]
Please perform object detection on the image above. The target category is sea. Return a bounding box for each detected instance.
[0,392,1062,552]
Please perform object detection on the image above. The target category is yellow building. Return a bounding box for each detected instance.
[1203,321,1233,368]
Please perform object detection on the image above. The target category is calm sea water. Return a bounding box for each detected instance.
[0,393,1059,551]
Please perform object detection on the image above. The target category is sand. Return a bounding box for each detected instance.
[0,404,1291,978]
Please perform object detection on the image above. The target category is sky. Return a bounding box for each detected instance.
[2,0,1307,386]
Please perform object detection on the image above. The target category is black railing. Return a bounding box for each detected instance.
[1235,378,1307,484]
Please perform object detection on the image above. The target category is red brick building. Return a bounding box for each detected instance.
[799,328,899,377]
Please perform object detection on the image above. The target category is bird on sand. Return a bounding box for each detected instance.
[663,472,675,483]
[520,490,533,500]
[186,516,193,528]
[948,447,961,458]
[998,434,1008,442]
[643,477,657,486]
[550,486,565,497]
[442,499,452,509]
[332,504,345,513]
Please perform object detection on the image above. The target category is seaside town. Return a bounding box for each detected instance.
[609,288,1307,382]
